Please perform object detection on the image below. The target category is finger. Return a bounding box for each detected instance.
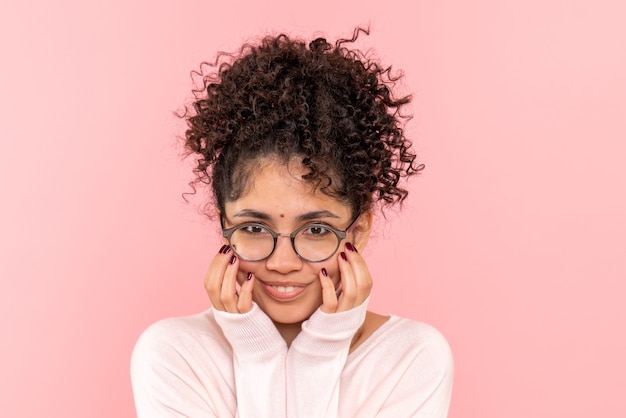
[319,267,338,313]
[342,243,373,306]
[237,272,254,313]
[346,243,373,304]
[204,245,232,311]
[220,255,239,312]
[336,251,357,312]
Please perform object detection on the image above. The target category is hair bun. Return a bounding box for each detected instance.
[309,37,331,53]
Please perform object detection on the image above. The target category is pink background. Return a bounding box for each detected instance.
[1,1,625,417]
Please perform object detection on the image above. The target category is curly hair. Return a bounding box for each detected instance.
[183,27,423,217]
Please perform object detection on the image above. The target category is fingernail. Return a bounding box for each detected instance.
[345,242,357,252]
[340,252,347,261]
[230,255,237,264]
[246,272,253,281]
[321,267,328,277]
[223,245,231,254]
[218,245,227,254]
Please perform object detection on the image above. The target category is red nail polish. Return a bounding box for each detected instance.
[230,255,237,264]
[223,245,231,254]
[246,272,253,281]
[345,242,357,252]
[340,252,347,261]
[218,245,227,254]
[321,267,328,277]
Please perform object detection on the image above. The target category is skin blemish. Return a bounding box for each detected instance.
[280,214,285,218]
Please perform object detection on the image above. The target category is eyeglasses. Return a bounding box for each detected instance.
[221,215,360,262]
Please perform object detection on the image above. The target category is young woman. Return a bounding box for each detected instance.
[131,29,453,417]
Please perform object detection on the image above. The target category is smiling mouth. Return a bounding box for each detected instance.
[260,281,308,300]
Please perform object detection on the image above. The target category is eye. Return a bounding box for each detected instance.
[240,224,270,235]
[302,224,331,236]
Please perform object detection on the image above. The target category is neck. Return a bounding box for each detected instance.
[272,318,367,351]
[273,321,303,347]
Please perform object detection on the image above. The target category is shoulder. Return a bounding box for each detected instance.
[389,317,452,354]
[352,315,453,379]
[131,310,238,415]
[387,316,452,366]
[134,309,223,348]
[131,309,230,376]
[344,316,453,416]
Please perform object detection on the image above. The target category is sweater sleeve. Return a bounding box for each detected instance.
[213,303,288,418]
[285,298,369,418]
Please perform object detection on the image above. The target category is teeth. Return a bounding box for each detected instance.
[273,286,297,293]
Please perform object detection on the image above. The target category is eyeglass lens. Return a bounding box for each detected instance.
[229,224,340,262]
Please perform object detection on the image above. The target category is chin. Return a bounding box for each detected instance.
[255,297,321,325]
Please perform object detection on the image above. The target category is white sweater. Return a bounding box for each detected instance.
[131,300,453,417]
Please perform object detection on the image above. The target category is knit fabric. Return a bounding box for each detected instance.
[131,300,453,417]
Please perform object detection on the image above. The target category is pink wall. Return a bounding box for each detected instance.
[1,1,625,417]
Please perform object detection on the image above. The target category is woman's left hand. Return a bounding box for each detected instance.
[319,242,372,313]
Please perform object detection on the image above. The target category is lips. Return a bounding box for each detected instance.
[259,280,308,300]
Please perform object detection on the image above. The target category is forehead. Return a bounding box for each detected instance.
[224,159,352,220]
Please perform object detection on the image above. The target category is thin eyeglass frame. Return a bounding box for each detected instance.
[220,214,361,262]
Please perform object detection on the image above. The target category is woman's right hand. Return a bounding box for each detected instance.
[204,245,255,314]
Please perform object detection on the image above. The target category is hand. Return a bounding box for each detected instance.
[204,245,254,314]
[319,242,372,313]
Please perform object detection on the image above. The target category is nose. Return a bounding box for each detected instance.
[265,235,303,273]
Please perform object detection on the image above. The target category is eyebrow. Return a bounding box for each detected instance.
[233,209,341,222]
[297,210,341,222]
[232,209,271,220]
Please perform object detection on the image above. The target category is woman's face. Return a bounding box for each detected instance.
[222,158,371,325]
